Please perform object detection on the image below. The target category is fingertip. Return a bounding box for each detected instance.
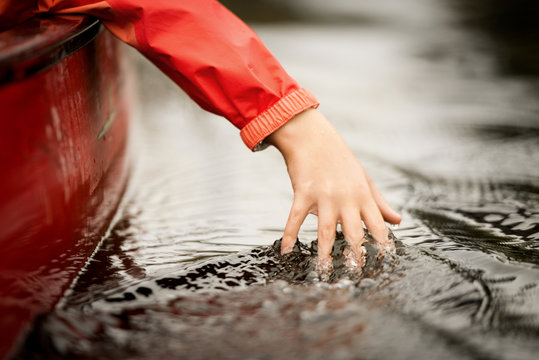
[281,245,293,255]
[340,211,366,257]
[366,177,402,225]
[389,213,402,225]
[281,201,309,255]
[382,208,402,225]
[281,236,296,255]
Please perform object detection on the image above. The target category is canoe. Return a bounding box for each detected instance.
[0,16,131,358]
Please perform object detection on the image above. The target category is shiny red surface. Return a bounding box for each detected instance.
[0,19,131,358]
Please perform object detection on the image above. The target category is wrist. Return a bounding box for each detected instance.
[267,108,343,159]
[268,109,323,152]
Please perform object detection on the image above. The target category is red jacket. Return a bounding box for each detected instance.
[0,0,319,150]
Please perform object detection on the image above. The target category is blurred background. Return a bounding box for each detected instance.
[222,0,539,76]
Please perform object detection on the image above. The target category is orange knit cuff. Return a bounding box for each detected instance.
[240,87,319,151]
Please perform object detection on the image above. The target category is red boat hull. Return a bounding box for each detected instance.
[0,17,131,358]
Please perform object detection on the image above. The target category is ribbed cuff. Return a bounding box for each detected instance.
[240,88,319,151]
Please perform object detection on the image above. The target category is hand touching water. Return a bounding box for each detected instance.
[267,109,402,263]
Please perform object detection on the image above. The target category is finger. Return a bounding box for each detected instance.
[365,172,402,225]
[361,199,391,247]
[281,199,309,254]
[340,209,365,258]
[317,206,337,261]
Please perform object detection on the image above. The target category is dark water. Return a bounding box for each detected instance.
[17,0,539,359]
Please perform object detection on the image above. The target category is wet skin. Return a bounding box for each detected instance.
[268,108,402,262]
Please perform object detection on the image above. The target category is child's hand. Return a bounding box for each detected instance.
[267,108,402,262]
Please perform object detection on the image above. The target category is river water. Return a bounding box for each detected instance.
[17,0,539,359]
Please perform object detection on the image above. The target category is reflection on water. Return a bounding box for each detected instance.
[17,0,539,358]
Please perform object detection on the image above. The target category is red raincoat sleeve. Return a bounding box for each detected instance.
[32,0,319,150]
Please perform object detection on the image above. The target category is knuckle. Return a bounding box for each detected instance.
[355,184,372,199]
[318,223,335,240]
[345,229,365,242]
[318,236,333,251]
[283,229,297,239]
[318,182,346,200]
[369,222,386,234]
[294,182,315,197]
[316,186,332,199]
[289,210,303,223]
[370,226,389,240]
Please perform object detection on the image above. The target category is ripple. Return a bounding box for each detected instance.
[19,234,539,359]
